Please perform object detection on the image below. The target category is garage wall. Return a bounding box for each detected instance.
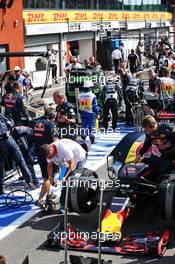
[79,39,93,63]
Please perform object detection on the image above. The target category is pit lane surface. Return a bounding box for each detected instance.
[1,161,175,264]
[1,68,174,263]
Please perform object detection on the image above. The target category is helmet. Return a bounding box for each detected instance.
[83,80,94,88]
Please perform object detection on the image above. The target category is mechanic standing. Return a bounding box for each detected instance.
[101,81,122,131]
[1,82,31,125]
[40,138,87,214]
[53,91,77,140]
[0,113,34,194]
[145,69,161,115]
[135,115,175,183]
[33,108,58,207]
[111,47,122,75]
[127,49,139,75]
[78,81,99,144]
[148,69,160,94]
[118,65,132,125]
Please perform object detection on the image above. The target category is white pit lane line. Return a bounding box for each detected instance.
[0,128,133,240]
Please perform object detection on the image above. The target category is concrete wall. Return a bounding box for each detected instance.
[79,39,93,63]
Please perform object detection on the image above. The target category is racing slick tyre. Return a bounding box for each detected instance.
[158,179,175,220]
[68,170,99,214]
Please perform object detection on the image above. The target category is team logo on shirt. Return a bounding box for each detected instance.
[34,122,45,137]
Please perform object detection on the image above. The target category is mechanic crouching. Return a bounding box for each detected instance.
[53,91,77,140]
[0,113,35,194]
[40,138,87,214]
[135,115,175,183]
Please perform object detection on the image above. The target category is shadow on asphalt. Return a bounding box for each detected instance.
[17,200,175,263]
[118,256,175,264]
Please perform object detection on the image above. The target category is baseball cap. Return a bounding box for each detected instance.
[14,66,21,71]
[22,70,29,76]
[83,80,94,88]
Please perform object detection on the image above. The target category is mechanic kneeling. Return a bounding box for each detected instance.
[135,115,175,183]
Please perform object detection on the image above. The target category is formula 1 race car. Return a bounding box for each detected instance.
[144,91,175,122]
[107,131,175,220]
[48,221,169,257]
[47,188,169,257]
[47,131,173,257]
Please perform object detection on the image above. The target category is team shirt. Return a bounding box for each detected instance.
[47,139,86,169]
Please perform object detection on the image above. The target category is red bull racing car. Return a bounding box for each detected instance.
[47,132,172,258]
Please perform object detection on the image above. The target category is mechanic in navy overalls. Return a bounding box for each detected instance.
[1,82,31,125]
[33,108,58,207]
[101,81,122,131]
[0,113,34,194]
[78,81,99,144]
[12,125,40,188]
[135,115,175,183]
[53,91,77,140]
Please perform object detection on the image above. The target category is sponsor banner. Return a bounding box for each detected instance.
[23,10,172,24]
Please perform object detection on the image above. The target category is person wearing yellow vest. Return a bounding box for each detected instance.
[78,81,99,144]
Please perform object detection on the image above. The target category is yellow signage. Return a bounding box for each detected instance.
[23,10,172,24]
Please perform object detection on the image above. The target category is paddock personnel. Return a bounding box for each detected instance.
[101,81,122,131]
[135,115,175,183]
[33,108,58,207]
[1,82,31,125]
[40,139,86,214]
[54,91,77,140]
[0,113,34,194]
[78,81,99,144]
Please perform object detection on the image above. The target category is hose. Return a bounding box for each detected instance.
[0,189,33,212]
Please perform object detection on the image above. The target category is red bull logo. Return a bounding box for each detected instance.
[143,144,161,158]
